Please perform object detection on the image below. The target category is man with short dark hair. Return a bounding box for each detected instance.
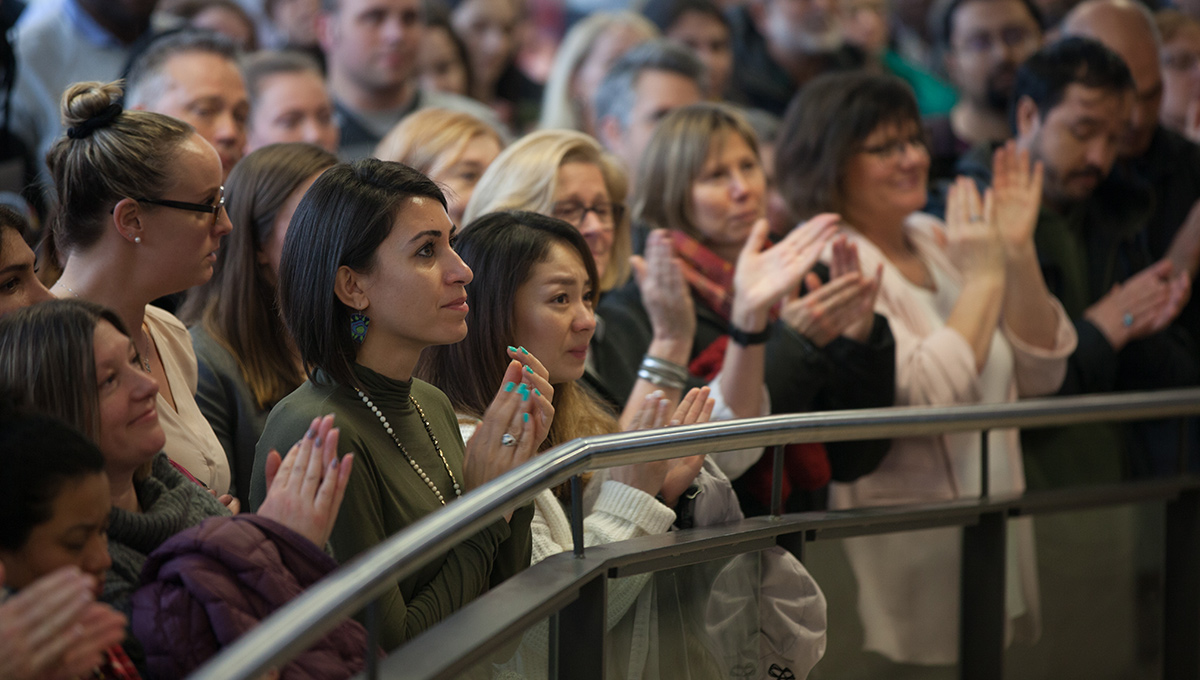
[318,0,500,159]
[961,36,1195,487]
[926,0,1043,178]
[126,31,250,180]
[593,40,705,174]
[1063,0,1200,349]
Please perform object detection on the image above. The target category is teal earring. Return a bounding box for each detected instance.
[350,310,370,344]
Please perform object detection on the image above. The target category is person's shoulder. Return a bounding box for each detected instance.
[188,324,237,368]
[412,378,455,417]
[145,304,189,336]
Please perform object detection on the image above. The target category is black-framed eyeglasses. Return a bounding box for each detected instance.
[859,135,927,162]
[134,185,225,223]
[551,200,624,229]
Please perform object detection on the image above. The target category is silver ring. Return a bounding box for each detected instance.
[500,433,517,447]
[1123,312,1134,328]
[969,214,984,223]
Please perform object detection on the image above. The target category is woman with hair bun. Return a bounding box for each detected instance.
[44,80,234,496]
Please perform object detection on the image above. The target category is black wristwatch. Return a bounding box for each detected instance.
[728,324,771,346]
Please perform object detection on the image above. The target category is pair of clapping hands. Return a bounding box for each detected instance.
[945,142,1190,350]
[632,218,881,351]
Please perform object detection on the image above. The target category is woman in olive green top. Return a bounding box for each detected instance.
[250,159,553,650]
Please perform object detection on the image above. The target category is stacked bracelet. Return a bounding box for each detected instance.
[638,355,689,390]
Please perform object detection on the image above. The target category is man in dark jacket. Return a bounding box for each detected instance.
[959,37,1196,488]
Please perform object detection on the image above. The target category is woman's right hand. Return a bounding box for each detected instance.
[462,360,552,494]
[780,236,882,347]
[945,176,1005,282]
[258,414,354,548]
[731,216,838,332]
[630,229,696,348]
[0,566,127,680]
[612,387,712,505]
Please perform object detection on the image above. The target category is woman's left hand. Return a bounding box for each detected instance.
[505,345,555,438]
[658,386,712,506]
[258,414,354,548]
[990,140,1043,257]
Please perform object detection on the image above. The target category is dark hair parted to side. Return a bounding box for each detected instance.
[774,73,921,220]
[181,143,337,409]
[416,210,616,457]
[278,159,447,392]
[0,400,106,552]
[1008,36,1135,133]
[45,81,194,256]
[0,299,129,443]
[417,211,599,417]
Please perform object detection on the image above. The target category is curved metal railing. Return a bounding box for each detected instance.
[188,387,1200,680]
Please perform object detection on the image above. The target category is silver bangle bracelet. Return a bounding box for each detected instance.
[641,355,688,383]
[637,367,686,390]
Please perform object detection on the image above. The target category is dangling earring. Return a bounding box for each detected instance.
[350,310,370,344]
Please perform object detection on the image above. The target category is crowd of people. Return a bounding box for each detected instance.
[0,0,1198,676]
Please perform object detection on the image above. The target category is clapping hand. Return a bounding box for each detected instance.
[258,414,354,548]
[732,216,837,332]
[463,357,554,494]
[945,176,1006,282]
[615,387,712,507]
[631,229,696,345]
[1085,258,1191,350]
[990,141,1044,258]
[781,234,882,347]
[0,565,127,680]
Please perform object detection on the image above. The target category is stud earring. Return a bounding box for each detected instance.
[134,236,142,244]
[350,310,370,344]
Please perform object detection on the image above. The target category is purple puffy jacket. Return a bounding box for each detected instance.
[132,514,371,679]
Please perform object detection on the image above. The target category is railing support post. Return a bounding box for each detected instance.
[771,444,785,517]
[364,598,380,680]
[960,511,1005,680]
[550,575,606,680]
[1163,488,1200,680]
[571,475,585,558]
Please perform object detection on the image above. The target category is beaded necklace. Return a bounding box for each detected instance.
[356,389,462,505]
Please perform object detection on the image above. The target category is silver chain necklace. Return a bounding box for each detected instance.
[356,389,462,505]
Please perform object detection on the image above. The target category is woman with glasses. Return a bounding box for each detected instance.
[44,81,235,496]
[464,129,680,424]
[775,73,1075,667]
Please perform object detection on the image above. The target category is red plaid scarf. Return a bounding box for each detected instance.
[670,232,831,500]
[91,645,141,679]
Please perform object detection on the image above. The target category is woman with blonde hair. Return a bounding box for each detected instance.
[44,80,234,496]
[538,11,657,133]
[375,108,504,226]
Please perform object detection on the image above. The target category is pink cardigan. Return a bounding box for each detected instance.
[828,214,1077,665]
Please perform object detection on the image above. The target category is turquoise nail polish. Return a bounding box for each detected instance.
[517,383,530,395]
[534,388,541,396]
[507,345,517,352]
[524,366,534,374]
[522,391,530,402]
[519,346,529,354]
[523,413,530,423]
[504,382,516,392]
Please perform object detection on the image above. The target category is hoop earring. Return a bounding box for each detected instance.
[350,311,370,344]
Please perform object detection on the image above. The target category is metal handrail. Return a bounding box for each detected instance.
[189,387,1200,680]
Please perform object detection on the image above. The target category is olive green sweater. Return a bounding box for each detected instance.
[250,365,532,650]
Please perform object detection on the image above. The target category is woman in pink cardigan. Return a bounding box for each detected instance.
[775,73,1078,669]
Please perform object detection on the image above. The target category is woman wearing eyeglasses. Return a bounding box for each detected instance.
[464,129,698,428]
[776,73,1075,667]
[44,81,235,497]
